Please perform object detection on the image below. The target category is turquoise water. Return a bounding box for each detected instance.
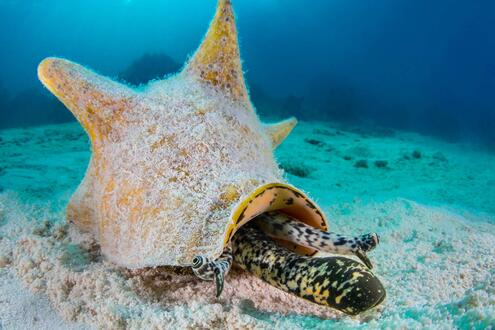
[0,0,494,329]
[1,0,494,146]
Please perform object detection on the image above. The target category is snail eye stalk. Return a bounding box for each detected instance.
[192,256,202,268]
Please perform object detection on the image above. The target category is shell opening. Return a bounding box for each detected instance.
[225,183,328,256]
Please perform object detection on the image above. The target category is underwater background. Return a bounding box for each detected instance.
[0,0,495,329]
[1,0,494,147]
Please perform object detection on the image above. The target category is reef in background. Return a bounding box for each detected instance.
[1,54,493,149]
[117,53,181,86]
[0,86,70,129]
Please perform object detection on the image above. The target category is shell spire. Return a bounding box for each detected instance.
[184,0,249,102]
[264,117,298,148]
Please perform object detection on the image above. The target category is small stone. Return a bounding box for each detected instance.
[32,220,51,236]
[20,258,35,271]
[31,278,45,291]
[0,255,11,268]
[52,225,68,240]
[280,161,312,178]
[304,138,325,147]
[40,261,52,272]
[412,150,422,159]
[374,160,388,168]
[432,239,454,253]
[354,159,368,168]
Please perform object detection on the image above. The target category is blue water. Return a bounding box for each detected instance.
[0,0,494,146]
[1,1,495,328]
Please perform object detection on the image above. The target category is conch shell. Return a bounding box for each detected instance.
[38,0,328,268]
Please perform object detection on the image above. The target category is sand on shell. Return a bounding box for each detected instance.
[1,120,495,329]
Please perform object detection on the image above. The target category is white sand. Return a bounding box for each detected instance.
[0,121,494,329]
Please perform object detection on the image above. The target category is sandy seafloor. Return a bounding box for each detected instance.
[0,120,494,329]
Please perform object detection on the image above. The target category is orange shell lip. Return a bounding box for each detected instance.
[225,182,328,256]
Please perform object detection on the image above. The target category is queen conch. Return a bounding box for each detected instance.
[37,0,328,269]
